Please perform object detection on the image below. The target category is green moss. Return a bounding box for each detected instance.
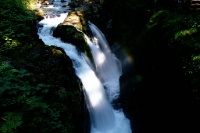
[53,25,93,60]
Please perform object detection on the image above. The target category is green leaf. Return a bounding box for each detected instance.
[0,112,22,133]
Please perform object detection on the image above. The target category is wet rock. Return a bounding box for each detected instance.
[43,0,50,5]
[53,25,86,52]
[52,10,93,60]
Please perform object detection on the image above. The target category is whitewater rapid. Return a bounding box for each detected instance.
[38,10,132,133]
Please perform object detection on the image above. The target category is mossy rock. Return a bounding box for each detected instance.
[53,25,86,51]
[53,24,93,63]
[62,11,92,36]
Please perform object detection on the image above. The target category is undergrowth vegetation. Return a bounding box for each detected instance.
[144,9,200,98]
[0,0,84,132]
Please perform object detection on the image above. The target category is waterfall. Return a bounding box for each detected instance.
[38,12,132,133]
[85,22,122,101]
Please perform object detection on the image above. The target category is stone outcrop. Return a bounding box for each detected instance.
[62,11,91,34]
[53,11,92,58]
[53,24,87,52]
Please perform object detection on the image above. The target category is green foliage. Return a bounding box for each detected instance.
[0,2,84,127]
[174,28,198,39]
[0,0,40,52]
[0,62,31,94]
[142,10,200,99]
[0,1,84,133]
[20,0,38,9]
[0,112,23,133]
[0,62,47,132]
[0,60,83,133]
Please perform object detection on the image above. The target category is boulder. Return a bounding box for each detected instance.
[62,11,91,34]
[53,11,92,58]
[53,24,87,52]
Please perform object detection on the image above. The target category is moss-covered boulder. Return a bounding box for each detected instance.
[53,11,92,58]
[53,25,86,51]
[57,11,91,35]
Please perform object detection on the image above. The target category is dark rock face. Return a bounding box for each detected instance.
[62,11,91,35]
[53,24,86,52]
[69,0,109,34]
[52,11,93,60]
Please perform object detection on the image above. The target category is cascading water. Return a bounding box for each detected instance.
[84,22,122,101]
[37,3,132,133]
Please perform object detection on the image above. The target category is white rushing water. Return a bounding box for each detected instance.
[38,10,132,133]
[85,22,122,101]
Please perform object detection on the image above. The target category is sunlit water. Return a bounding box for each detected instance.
[37,3,132,133]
